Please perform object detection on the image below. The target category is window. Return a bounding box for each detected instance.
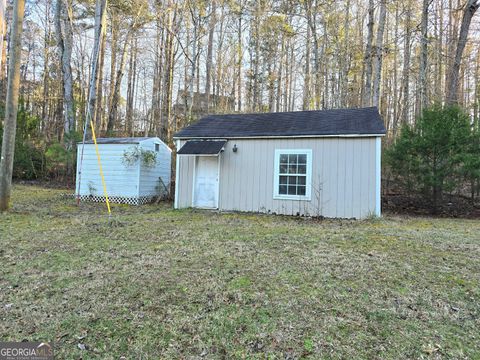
[274,149,312,200]
[155,143,160,152]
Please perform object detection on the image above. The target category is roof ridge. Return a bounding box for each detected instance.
[204,106,379,119]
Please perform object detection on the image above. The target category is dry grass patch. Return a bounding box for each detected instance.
[0,185,479,359]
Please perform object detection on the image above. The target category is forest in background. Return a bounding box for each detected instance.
[0,0,479,212]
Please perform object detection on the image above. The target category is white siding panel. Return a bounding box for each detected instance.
[368,139,377,215]
[76,144,139,197]
[138,139,172,197]
[176,140,195,207]
[350,140,362,218]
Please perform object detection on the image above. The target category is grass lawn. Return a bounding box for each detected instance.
[1,185,479,359]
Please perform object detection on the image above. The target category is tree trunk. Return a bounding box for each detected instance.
[276,33,285,112]
[205,0,216,111]
[419,0,429,112]
[214,7,225,110]
[126,37,137,135]
[41,2,51,133]
[281,50,288,111]
[0,5,6,107]
[162,4,176,141]
[435,1,444,102]
[0,0,25,211]
[0,0,7,106]
[362,0,374,107]
[237,14,242,112]
[55,0,75,138]
[86,0,107,139]
[152,12,164,133]
[446,0,479,104]
[189,13,197,117]
[252,3,260,111]
[107,29,132,133]
[108,10,117,121]
[322,27,328,108]
[402,1,412,124]
[95,24,106,131]
[313,32,320,109]
[303,22,311,110]
[195,34,201,95]
[391,2,399,135]
[340,0,351,108]
[304,0,320,109]
[372,0,386,109]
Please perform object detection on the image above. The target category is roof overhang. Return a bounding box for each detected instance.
[177,140,227,156]
[173,134,385,140]
[78,137,161,145]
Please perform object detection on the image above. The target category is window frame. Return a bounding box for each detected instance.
[273,149,312,201]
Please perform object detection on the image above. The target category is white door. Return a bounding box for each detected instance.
[194,156,219,208]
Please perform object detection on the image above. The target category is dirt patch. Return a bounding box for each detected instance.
[383,193,480,219]
[15,179,75,190]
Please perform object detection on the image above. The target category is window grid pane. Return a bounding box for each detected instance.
[277,152,308,197]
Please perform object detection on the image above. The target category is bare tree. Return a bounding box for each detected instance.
[55,0,75,138]
[372,0,387,109]
[205,0,216,111]
[303,21,311,110]
[107,28,133,132]
[0,0,25,211]
[419,0,430,112]
[446,0,479,104]
[401,0,412,124]
[125,36,137,135]
[83,0,107,141]
[236,5,243,112]
[362,0,374,107]
[0,0,6,82]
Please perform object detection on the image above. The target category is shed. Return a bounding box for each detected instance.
[173,107,385,218]
[75,137,172,205]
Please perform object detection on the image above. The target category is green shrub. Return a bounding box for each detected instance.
[386,105,479,212]
[0,107,45,180]
[12,140,45,179]
[0,106,81,181]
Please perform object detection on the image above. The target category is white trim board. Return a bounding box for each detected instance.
[191,156,197,207]
[174,140,180,209]
[216,153,221,209]
[375,137,382,216]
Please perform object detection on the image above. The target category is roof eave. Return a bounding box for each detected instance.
[77,141,141,145]
[173,133,386,140]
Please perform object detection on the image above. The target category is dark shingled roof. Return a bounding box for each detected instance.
[177,140,226,155]
[81,137,154,144]
[174,107,385,138]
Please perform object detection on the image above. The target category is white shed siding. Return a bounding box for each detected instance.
[76,144,139,197]
[76,137,172,202]
[138,139,172,196]
[176,137,379,218]
[176,148,195,207]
